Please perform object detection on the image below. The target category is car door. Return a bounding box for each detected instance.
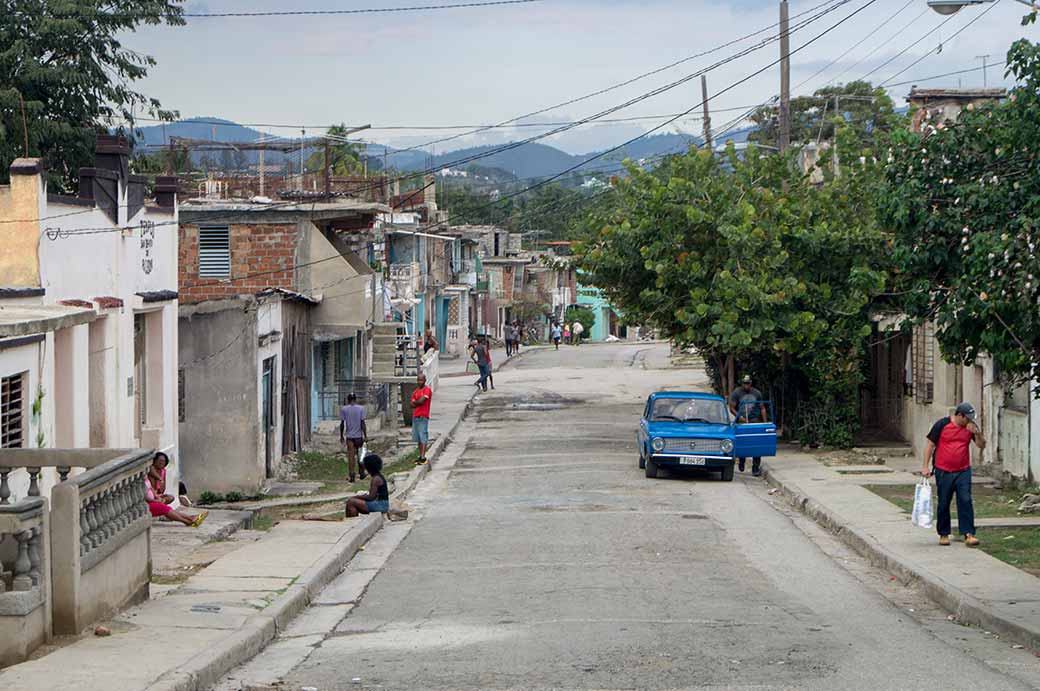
[637,396,651,454]
[732,400,778,458]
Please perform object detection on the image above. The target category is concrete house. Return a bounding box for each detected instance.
[177,198,388,495]
[0,139,180,500]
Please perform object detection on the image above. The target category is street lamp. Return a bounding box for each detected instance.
[928,0,1038,14]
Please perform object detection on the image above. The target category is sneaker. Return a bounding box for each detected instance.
[738,459,746,473]
[752,460,762,477]
[965,534,980,547]
[939,535,951,546]
[415,457,428,466]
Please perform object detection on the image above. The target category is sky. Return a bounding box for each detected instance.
[124,0,1037,155]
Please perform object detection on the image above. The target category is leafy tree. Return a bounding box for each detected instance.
[750,81,900,148]
[574,140,890,446]
[0,1,185,190]
[878,38,1040,389]
[305,123,365,176]
[508,184,588,241]
[439,184,515,226]
[564,305,596,341]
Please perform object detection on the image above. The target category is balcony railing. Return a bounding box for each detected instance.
[388,262,420,297]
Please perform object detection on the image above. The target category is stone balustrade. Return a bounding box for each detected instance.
[0,449,137,505]
[50,449,153,634]
[0,497,50,668]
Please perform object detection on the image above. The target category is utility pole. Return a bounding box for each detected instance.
[324,138,331,199]
[299,128,305,191]
[700,75,713,151]
[259,147,265,197]
[778,0,791,152]
[976,54,991,87]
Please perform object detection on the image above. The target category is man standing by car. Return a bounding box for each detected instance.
[729,375,768,476]
[922,402,986,547]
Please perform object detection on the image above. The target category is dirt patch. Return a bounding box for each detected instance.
[812,449,887,467]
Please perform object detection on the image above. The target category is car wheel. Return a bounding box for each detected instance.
[645,457,658,478]
[721,464,734,482]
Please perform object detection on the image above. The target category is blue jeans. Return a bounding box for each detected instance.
[935,467,975,537]
[478,363,490,390]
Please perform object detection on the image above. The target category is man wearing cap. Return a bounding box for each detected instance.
[729,375,768,476]
[922,402,987,546]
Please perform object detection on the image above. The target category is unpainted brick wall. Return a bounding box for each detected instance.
[179,222,299,303]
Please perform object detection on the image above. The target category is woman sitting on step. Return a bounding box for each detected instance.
[345,454,390,517]
[147,452,208,528]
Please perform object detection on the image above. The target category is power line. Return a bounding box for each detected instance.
[822,6,931,86]
[857,10,957,82]
[881,0,1003,87]
[182,0,541,17]
[883,59,1008,88]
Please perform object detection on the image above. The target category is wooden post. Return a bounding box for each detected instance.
[701,75,713,151]
[778,0,791,152]
[324,139,331,199]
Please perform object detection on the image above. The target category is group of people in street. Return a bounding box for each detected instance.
[550,320,584,349]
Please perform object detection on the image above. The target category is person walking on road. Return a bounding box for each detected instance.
[562,323,571,344]
[922,402,986,547]
[571,320,584,345]
[551,322,562,350]
[411,373,433,465]
[471,337,491,392]
[729,375,768,476]
[339,393,368,483]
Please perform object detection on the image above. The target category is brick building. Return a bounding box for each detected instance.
[176,198,388,495]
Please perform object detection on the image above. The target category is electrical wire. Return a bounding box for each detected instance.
[883,59,1008,88]
[880,0,1003,87]
[822,6,931,86]
[857,10,957,82]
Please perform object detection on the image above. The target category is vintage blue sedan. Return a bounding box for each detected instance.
[636,391,778,481]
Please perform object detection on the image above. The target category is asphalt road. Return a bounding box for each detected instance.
[278,343,1040,691]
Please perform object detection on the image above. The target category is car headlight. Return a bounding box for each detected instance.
[720,438,734,453]
[651,437,665,452]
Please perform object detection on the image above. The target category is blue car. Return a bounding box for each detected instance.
[637,391,778,481]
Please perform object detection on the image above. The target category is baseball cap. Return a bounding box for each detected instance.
[955,402,977,422]
[742,375,752,384]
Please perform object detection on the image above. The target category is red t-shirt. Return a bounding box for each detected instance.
[412,386,432,419]
[927,417,974,472]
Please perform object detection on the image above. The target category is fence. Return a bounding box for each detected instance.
[315,379,390,422]
[0,448,154,664]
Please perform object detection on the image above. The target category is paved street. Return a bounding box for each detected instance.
[275,343,1039,690]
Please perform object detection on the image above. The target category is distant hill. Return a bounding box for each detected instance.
[130,117,759,179]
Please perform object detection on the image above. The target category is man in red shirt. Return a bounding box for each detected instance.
[411,373,433,466]
[921,402,987,546]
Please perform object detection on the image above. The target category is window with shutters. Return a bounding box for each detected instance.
[197,226,231,278]
[1,372,26,448]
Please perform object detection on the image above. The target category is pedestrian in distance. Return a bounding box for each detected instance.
[513,321,523,353]
[504,323,515,357]
[411,373,433,465]
[729,375,768,476]
[146,452,208,528]
[471,336,492,392]
[339,393,368,483]
[572,320,584,345]
[922,402,986,547]
[551,322,562,350]
[345,454,390,517]
[423,326,438,355]
[563,323,571,344]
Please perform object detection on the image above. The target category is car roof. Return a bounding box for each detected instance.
[649,391,725,402]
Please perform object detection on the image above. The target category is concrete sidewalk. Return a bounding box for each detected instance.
[0,348,526,690]
[764,450,1040,651]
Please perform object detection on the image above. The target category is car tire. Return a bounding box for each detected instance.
[645,457,659,479]
[721,464,734,482]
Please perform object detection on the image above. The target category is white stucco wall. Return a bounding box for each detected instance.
[256,300,283,478]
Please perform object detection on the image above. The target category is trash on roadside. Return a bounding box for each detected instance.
[352,678,363,684]
[1013,645,1025,649]
[388,500,411,522]
[94,625,111,637]
[191,604,222,613]
[1003,535,1016,540]
[767,488,779,495]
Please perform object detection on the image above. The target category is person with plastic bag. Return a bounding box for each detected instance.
[921,402,986,547]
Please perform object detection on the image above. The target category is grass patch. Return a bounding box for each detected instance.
[252,514,274,531]
[865,484,1027,519]
[978,528,1040,578]
[295,450,350,484]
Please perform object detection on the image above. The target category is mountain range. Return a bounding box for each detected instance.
[131,117,755,180]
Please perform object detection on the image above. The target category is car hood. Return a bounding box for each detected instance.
[646,422,731,437]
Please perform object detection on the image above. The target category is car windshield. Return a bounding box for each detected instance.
[650,398,729,424]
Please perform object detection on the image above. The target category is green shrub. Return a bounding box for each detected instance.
[198,491,224,505]
[224,490,244,503]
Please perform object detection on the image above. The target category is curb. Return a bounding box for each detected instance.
[145,357,493,691]
[763,462,1040,653]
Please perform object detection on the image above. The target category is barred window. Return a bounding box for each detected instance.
[1,372,26,448]
[912,323,935,404]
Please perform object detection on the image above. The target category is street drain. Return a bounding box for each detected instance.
[681,513,709,520]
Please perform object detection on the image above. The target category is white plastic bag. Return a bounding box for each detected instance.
[911,479,933,529]
[359,443,369,462]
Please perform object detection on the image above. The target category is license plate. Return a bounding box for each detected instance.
[679,456,706,466]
